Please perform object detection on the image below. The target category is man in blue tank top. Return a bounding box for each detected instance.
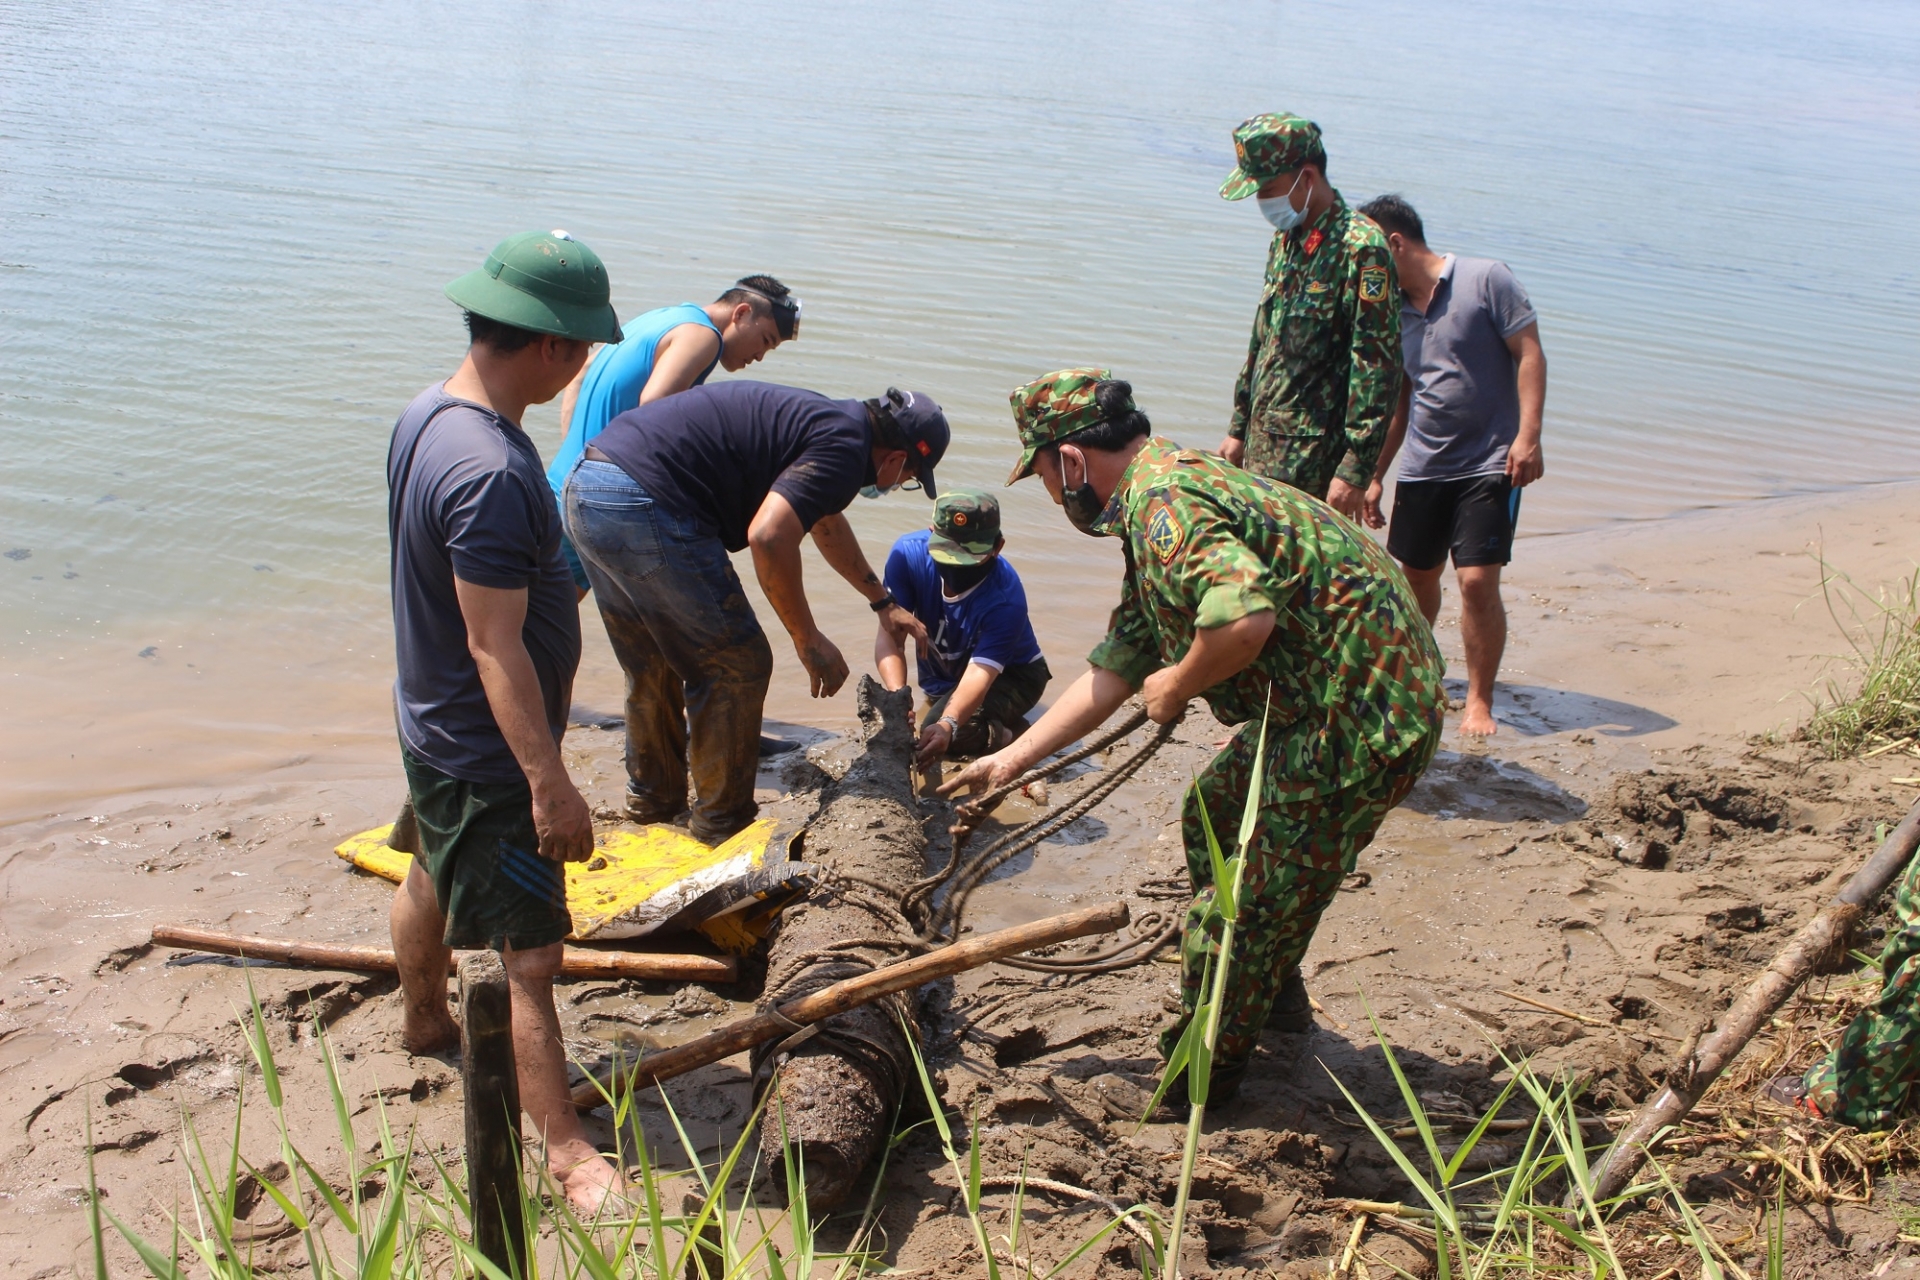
[549,274,801,593]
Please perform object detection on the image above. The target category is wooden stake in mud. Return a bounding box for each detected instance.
[569,900,1130,1111]
[149,925,737,983]
[459,952,526,1276]
[1589,796,1920,1203]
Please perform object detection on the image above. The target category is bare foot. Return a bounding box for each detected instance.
[401,1014,461,1056]
[553,1143,625,1218]
[1458,703,1499,737]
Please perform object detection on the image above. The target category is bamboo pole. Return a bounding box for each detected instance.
[1588,796,1920,1203]
[150,924,738,983]
[570,900,1129,1110]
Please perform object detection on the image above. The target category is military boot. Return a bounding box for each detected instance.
[1269,966,1314,1033]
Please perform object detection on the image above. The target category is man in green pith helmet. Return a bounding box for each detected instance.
[874,489,1050,767]
[385,229,625,1212]
[942,368,1444,1102]
[1216,113,1401,524]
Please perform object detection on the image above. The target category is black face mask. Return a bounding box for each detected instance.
[1058,447,1108,536]
[936,560,994,594]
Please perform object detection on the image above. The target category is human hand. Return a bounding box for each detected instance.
[1361,479,1387,530]
[1507,439,1544,487]
[796,630,849,697]
[935,750,1020,800]
[913,718,955,768]
[1218,436,1246,467]
[878,603,928,647]
[1140,667,1190,725]
[1325,478,1366,521]
[532,777,595,863]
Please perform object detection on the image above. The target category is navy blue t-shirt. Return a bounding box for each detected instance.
[590,380,872,551]
[388,384,581,784]
[883,530,1044,697]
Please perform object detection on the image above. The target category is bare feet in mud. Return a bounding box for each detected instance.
[401,1013,461,1056]
[552,1142,626,1217]
[1458,700,1499,737]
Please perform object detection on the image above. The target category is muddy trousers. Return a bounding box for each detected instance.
[1160,726,1438,1076]
[1803,849,1920,1127]
[565,460,773,842]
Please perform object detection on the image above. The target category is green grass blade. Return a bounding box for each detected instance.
[1442,1071,1520,1184]
[1321,1062,1459,1235]
[1190,782,1236,921]
[99,1203,189,1280]
[242,972,283,1110]
[290,1141,359,1234]
[83,1103,111,1280]
[1355,994,1449,1180]
[240,1157,311,1231]
[1236,694,1272,854]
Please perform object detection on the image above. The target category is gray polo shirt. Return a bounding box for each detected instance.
[1396,255,1537,482]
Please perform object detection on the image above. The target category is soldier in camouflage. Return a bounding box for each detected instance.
[1772,850,1920,1127]
[942,368,1445,1100]
[1216,113,1401,521]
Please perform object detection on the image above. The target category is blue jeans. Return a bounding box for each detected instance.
[563,459,773,841]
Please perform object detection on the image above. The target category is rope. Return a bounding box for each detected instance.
[906,707,1183,973]
[756,705,1185,1104]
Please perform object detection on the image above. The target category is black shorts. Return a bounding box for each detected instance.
[1386,473,1520,571]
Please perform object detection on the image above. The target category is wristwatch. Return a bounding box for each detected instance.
[935,716,959,735]
[869,593,897,613]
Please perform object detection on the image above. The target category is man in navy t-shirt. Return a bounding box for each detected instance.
[565,383,947,841]
[876,490,1050,765]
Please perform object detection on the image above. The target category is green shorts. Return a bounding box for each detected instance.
[399,746,573,952]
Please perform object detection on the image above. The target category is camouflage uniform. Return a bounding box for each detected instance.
[1006,369,1446,1080]
[1802,850,1920,1127]
[1220,114,1401,499]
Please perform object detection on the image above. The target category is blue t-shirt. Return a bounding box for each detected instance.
[546,302,722,499]
[389,384,581,784]
[883,530,1043,697]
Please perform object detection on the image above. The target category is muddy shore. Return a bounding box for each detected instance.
[4,479,1920,1277]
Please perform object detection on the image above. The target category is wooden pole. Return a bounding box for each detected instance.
[1588,796,1920,1203]
[150,925,737,983]
[459,952,526,1276]
[571,900,1130,1110]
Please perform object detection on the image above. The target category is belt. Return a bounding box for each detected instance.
[584,445,614,463]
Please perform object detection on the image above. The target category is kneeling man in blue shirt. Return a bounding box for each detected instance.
[876,490,1051,766]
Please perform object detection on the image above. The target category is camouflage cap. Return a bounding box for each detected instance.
[1005,367,1126,485]
[927,489,1002,565]
[1219,113,1324,201]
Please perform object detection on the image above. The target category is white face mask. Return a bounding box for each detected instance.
[1257,171,1309,232]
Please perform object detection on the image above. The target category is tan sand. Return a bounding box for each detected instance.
[2,480,1917,1275]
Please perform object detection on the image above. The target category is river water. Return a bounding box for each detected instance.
[2,0,1917,820]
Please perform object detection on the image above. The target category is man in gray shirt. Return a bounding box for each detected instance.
[1359,195,1547,737]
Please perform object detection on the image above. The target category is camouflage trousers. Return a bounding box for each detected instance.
[1802,850,1920,1127]
[1159,723,1439,1072]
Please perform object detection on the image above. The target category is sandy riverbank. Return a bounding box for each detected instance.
[4,479,1919,1276]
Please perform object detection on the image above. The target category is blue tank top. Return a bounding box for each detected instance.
[547,302,722,497]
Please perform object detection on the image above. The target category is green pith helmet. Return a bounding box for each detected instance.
[1005,367,1128,485]
[445,230,623,344]
[927,489,1002,565]
[1219,113,1324,201]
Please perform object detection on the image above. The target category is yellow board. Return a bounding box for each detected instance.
[335,819,780,946]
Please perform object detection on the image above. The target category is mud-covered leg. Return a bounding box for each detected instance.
[1804,852,1920,1126]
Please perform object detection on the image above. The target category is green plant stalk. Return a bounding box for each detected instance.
[1160,697,1270,1280]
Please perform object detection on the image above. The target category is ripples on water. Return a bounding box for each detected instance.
[0,0,1915,804]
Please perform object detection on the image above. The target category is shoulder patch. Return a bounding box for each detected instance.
[1359,266,1388,304]
[1145,501,1186,564]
